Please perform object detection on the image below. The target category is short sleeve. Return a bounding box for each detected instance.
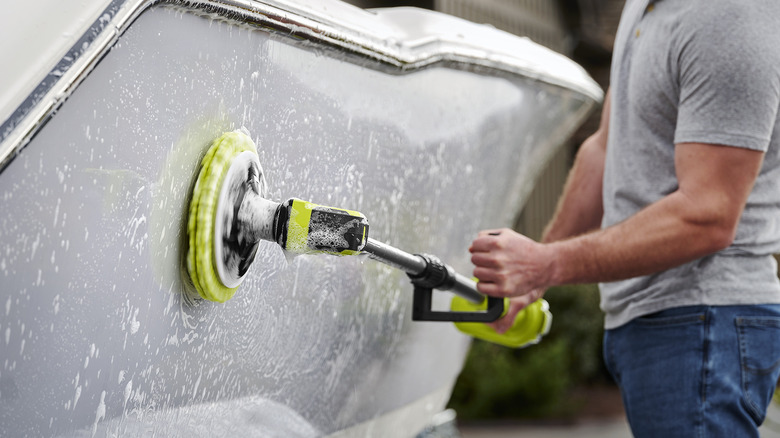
[674,4,780,151]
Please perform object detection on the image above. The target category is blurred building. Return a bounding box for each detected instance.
[345,0,625,240]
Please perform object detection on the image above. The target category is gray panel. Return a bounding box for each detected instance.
[0,5,592,437]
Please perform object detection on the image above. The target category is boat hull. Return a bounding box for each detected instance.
[0,2,600,436]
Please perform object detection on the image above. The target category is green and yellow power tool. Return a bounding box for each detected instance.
[186,130,551,348]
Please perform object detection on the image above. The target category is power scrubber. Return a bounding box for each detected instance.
[186,130,551,348]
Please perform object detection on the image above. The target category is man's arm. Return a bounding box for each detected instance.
[541,88,610,244]
[471,141,764,298]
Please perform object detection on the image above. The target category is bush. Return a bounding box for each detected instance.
[448,283,610,420]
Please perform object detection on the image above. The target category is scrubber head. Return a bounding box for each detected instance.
[186,130,260,302]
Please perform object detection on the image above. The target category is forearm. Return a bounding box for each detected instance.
[469,193,730,299]
[548,189,736,286]
[546,142,763,287]
[542,133,606,244]
[542,90,610,244]
[472,101,764,300]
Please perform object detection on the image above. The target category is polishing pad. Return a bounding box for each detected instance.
[187,130,259,302]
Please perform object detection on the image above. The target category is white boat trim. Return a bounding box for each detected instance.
[0,0,602,171]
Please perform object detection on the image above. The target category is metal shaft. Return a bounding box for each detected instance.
[363,238,484,303]
[244,195,486,304]
[362,238,427,275]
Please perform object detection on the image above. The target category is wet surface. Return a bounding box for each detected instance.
[0,4,595,437]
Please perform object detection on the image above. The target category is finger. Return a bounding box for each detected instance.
[487,295,534,333]
[469,235,501,253]
[487,315,514,334]
[512,293,535,309]
[470,252,500,268]
[472,266,501,283]
[475,281,511,298]
[475,281,496,296]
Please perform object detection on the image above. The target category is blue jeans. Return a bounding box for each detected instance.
[603,305,780,437]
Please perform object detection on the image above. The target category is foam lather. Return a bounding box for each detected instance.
[276,199,369,256]
[187,130,257,302]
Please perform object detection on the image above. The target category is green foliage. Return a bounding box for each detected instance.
[448,284,609,420]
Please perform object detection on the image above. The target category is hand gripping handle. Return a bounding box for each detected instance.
[408,254,504,323]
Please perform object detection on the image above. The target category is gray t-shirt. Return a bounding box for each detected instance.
[600,0,780,329]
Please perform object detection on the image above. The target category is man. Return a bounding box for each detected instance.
[469,0,780,435]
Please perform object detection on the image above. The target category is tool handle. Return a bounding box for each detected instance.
[363,238,483,303]
[450,271,485,303]
[270,200,503,322]
[363,238,504,322]
[362,238,427,274]
[451,297,552,348]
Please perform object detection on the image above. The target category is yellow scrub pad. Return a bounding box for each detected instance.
[187,130,257,302]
